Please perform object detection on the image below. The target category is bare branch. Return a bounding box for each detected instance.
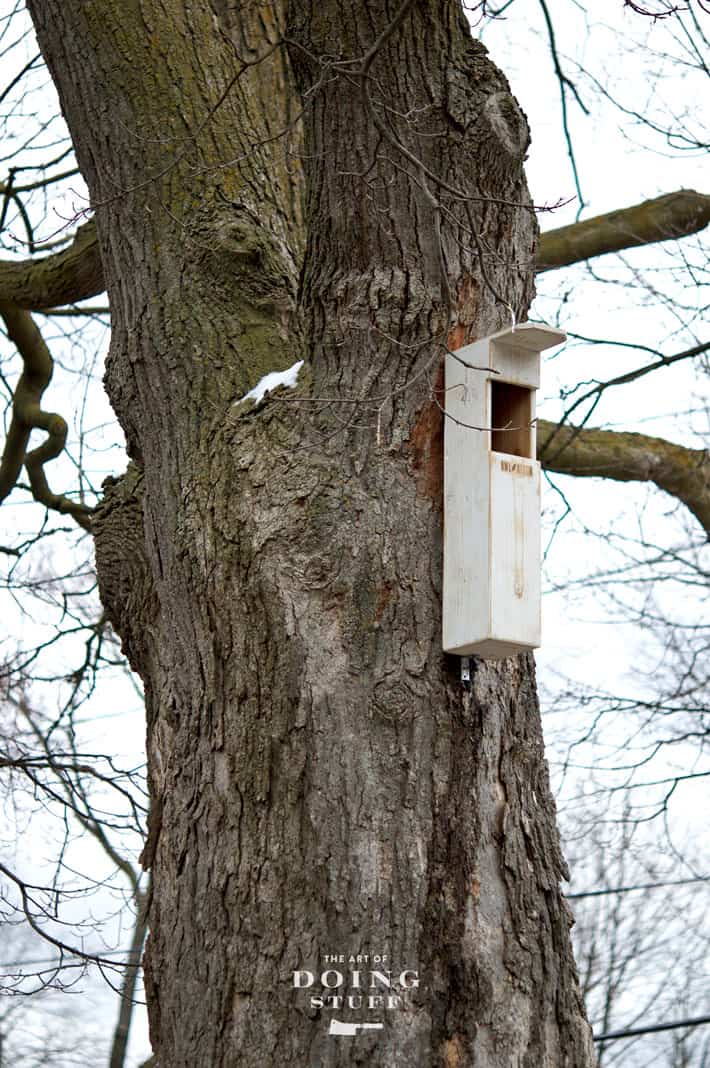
[538,419,710,538]
[0,219,103,309]
[538,189,710,272]
[537,0,588,211]
[542,339,709,444]
[0,301,93,527]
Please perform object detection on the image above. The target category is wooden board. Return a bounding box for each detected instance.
[442,323,563,659]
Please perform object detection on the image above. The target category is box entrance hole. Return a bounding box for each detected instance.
[491,380,533,459]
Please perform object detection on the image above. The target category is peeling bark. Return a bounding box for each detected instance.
[28,2,595,1065]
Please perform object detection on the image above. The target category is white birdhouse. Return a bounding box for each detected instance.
[443,322,566,659]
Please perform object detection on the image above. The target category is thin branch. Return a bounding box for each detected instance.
[537,0,588,212]
[542,339,709,451]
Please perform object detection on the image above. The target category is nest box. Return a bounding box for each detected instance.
[443,322,566,659]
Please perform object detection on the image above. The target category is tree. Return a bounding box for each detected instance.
[12,2,597,1063]
[2,0,707,1064]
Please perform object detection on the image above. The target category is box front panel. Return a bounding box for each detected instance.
[489,453,541,650]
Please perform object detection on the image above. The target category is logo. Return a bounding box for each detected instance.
[292,952,420,1037]
[329,1020,383,1037]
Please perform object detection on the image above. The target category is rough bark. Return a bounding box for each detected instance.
[29,2,595,1065]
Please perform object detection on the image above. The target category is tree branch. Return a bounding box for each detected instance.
[537,0,587,212]
[537,190,710,272]
[0,301,93,528]
[0,190,707,312]
[0,219,103,309]
[538,419,710,538]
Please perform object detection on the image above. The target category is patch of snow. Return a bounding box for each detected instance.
[235,360,304,406]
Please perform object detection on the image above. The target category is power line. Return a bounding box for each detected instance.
[567,875,708,900]
[594,1014,710,1043]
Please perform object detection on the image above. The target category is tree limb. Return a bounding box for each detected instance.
[0,219,103,308]
[537,190,710,272]
[538,419,710,537]
[0,190,706,311]
[0,301,93,528]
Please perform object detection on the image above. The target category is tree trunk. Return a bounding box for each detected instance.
[29,2,595,1064]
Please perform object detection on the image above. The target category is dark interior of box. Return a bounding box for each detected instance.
[491,380,533,458]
